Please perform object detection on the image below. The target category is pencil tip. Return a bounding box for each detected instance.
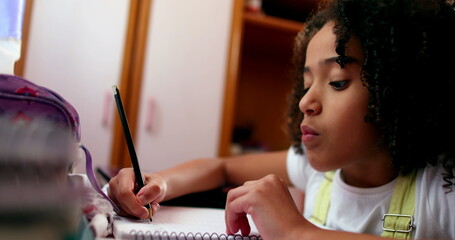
[148,208,153,222]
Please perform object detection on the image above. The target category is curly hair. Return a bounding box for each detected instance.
[287,0,455,190]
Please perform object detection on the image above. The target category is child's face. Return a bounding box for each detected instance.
[299,22,388,173]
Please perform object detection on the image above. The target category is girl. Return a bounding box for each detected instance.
[108,0,455,239]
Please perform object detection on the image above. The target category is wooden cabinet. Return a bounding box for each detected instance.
[218,0,317,156]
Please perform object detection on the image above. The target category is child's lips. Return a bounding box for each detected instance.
[301,126,319,142]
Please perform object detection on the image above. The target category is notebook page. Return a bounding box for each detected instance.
[113,206,261,240]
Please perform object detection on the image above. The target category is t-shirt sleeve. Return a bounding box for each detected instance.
[286,146,312,192]
[419,165,455,239]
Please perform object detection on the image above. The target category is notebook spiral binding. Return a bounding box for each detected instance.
[130,230,262,240]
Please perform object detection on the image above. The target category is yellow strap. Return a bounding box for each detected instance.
[309,171,335,225]
[310,170,417,239]
[381,170,417,239]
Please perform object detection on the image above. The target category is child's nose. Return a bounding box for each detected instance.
[299,90,322,117]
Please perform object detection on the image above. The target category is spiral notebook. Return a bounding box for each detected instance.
[113,206,262,240]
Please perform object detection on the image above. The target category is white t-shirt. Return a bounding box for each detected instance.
[286,147,455,239]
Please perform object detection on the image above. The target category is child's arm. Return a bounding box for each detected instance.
[162,150,290,200]
[108,150,288,218]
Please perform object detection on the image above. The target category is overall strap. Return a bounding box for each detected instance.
[309,171,335,225]
[381,170,417,239]
[310,170,417,239]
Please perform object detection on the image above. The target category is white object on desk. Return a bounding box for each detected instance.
[113,206,261,240]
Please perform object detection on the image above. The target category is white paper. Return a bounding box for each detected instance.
[113,206,261,240]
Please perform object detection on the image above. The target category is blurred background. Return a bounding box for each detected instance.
[1,0,317,238]
[6,0,317,179]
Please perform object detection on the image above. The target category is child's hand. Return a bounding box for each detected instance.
[225,174,312,239]
[108,168,166,219]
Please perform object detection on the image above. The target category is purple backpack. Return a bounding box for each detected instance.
[0,73,119,212]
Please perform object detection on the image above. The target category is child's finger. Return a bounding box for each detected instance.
[109,169,150,218]
[137,184,163,205]
[116,188,150,219]
[150,202,161,216]
[225,202,252,235]
[225,187,252,236]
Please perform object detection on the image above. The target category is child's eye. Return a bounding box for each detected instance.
[329,80,349,90]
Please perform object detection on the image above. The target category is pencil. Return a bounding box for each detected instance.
[112,85,153,221]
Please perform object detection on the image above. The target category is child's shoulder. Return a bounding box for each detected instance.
[416,164,455,239]
[418,164,454,196]
[419,164,453,193]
